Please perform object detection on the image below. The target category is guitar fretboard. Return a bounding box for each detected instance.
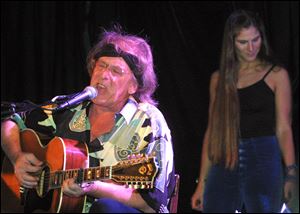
[49,166,112,189]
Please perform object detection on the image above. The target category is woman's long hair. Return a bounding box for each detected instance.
[208,10,272,169]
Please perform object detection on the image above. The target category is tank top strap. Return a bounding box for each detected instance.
[262,64,276,80]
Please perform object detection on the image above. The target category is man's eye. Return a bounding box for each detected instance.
[112,67,123,74]
[99,63,106,68]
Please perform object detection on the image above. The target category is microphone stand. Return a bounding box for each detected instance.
[1,93,78,121]
[1,101,36,121]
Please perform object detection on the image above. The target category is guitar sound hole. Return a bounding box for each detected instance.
[37,165,51,197]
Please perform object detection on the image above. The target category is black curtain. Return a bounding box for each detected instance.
[1,1,298,212]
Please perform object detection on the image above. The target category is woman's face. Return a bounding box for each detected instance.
[234,26,262,63]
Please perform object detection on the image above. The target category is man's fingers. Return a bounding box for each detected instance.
[21,180,38,189]
[25,153,43,166]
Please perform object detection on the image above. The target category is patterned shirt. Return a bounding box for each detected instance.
[13,96,175,213]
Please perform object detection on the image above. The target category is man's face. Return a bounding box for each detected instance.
[90,56,137,111]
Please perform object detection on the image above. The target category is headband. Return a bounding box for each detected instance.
[95,44,142,86]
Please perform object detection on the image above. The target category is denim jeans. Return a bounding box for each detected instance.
[203,136,283,213]
[89,198,142,213]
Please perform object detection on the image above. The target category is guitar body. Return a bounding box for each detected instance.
[1,129,88,213]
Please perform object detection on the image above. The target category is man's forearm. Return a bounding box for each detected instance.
[1,120,22,165]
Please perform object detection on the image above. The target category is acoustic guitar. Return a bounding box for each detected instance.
[1,129,158,213]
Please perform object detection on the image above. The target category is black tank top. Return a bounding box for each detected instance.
[238,65,276,138]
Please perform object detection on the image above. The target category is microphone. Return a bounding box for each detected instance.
[55,86,98,111]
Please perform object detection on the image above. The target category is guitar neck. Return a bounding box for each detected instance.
[43,156,157,191]
[49,166,111,189]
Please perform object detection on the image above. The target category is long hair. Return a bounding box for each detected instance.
[86,25,158,106]
[208,10,272,169]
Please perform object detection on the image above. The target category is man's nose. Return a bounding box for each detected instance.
[99,67,111,79]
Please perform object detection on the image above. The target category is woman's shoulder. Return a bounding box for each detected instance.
[211,70,220,77]
[266,65,290,89]
[210,70,220,84]
[269,65,289,79]
[272,65,287,73]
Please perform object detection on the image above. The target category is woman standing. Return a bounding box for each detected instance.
[191,10,297,213]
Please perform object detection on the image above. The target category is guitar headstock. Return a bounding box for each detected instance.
[111,154,158,189]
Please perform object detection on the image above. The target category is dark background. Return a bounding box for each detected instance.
[1,1,299,213]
